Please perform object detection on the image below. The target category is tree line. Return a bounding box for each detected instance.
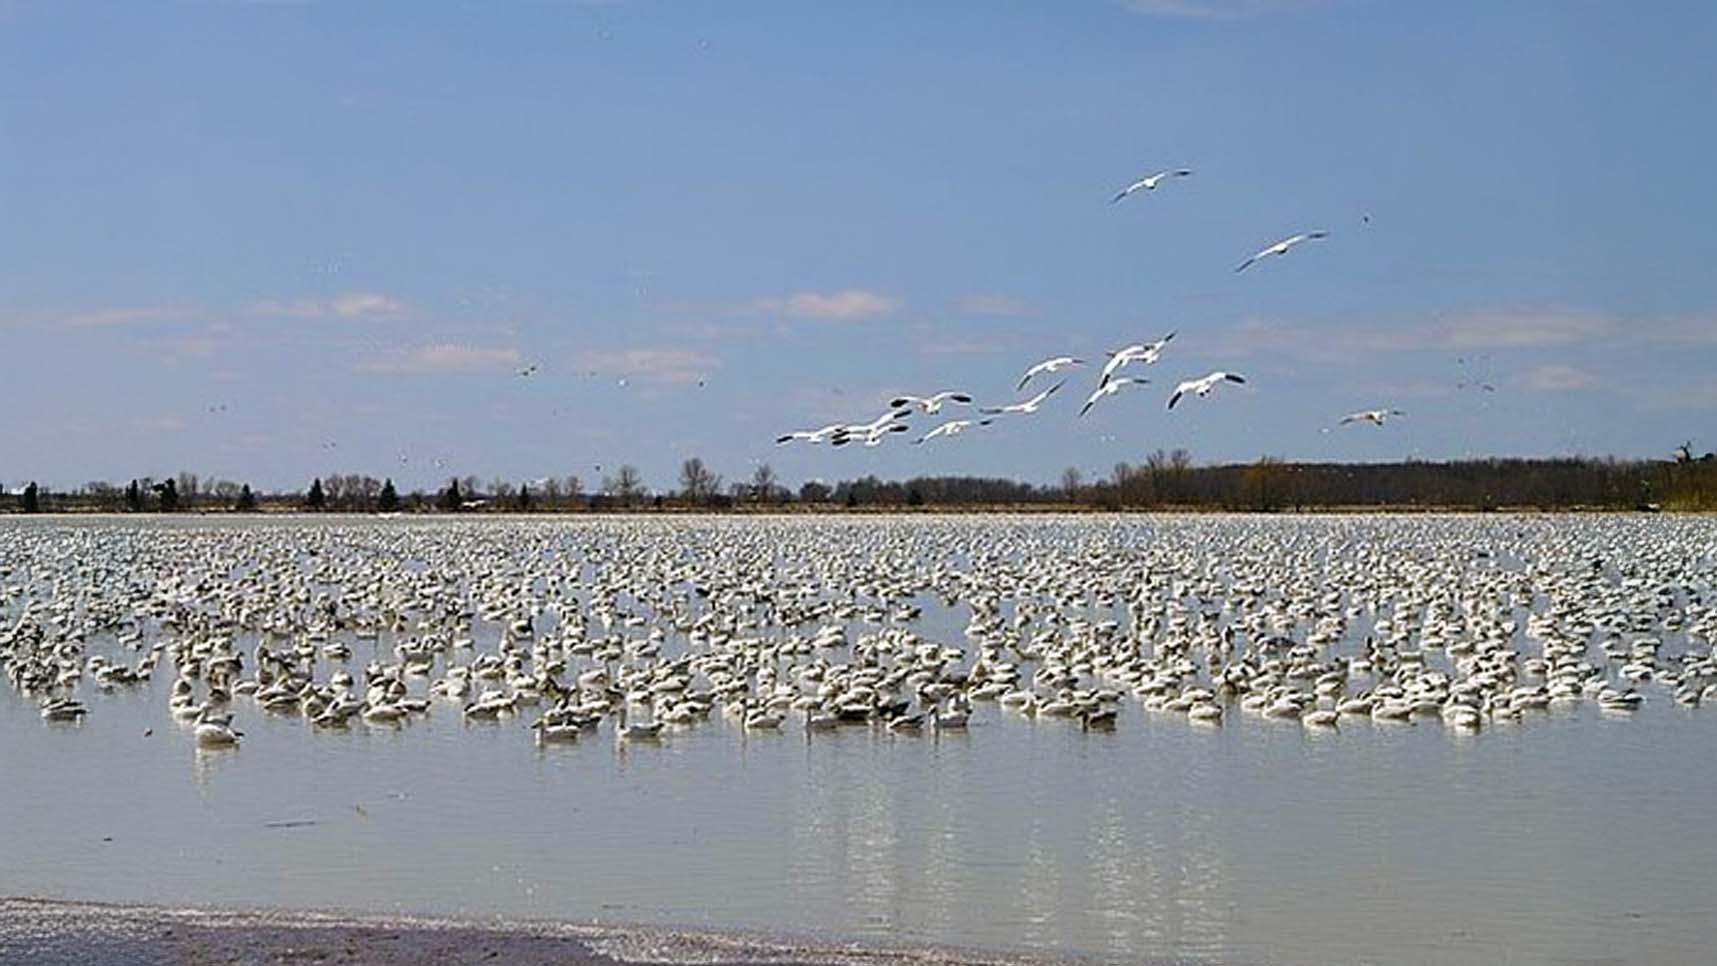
[4,449,1715,514]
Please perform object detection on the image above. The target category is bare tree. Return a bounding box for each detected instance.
[1060,466,1084,502]
[679,457,722,505]
[603,465,645,505]
[749,462,779,503]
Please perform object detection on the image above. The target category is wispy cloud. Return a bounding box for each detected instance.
[758,290,895,321]
[571,347,718,385]
[956,294,1034,317]
[361,343,521,373]
[1219,308,1690,362]
[1441,311,1612,349]
[250,291,408,321]
[1520,364,1596,392]
[2,304,202,330]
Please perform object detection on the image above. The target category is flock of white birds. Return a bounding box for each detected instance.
[5,515,1714,752]
[774,169,1395,452]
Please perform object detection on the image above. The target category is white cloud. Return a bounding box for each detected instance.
[1,304,202,330]
[1520,365,1596,392]
[759,290,895,321]
[956,294,1033,316]
[1441,311,1611,349]
[362,343,521,373]
[572,348,718,386]
[251,292,407,321]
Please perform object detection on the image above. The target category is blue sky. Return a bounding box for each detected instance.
[3,0,1714,493]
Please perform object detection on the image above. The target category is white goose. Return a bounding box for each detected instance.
[1235,231,1328,273]
[889,391,974,415]
[1099,332,1175,385]
[1167,372,1245,410]
[914,418,994,445]
[1109,168,1193,205]
[1079,377,1149,417]
[1016,356,1085,392]
[1340,408,1406,427]
[980,380,1065,416]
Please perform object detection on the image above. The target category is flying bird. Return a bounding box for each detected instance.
[1340,408,1406,427]
[1079,377,1149,417]
[1167,372,1246,410]
[914,418,994,445]
[1235,232,1328,273]
[1099,332,1176,385]
[517,364,539,378]
[981,380,1065,416]
[775,424,846,445]
[888,391,974,415]
[1016,356,1085,392]
[1109,169,1193,205]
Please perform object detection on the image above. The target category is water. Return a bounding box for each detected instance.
[3,514,1715,966]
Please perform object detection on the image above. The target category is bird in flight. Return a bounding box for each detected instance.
[1235,232,1328,273]
[888,391,974,415]
[1340,408,1406,427]
[775,424,846,446]
[1100,332,1176,385]
[914,418,994,445]
[517,364,539,378]
[1079,377,1149,417]
[1167,372,1246,410]
[1109,169,1193,205]
[981,380,1065,416]
[1016,356,1085,392]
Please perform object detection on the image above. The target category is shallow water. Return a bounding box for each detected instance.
[3,514,1716,966]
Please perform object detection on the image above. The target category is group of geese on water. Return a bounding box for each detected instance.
[4,515,1715,754]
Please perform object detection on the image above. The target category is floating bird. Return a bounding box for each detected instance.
[1016,356,1085,392]
[1340,409,1406,427]
[1080,377,1149,417]
[1167,372,1245,410]
[914,418,994,445]
[1100,332,1176,385]
[1235,232,1328,273]
[1109,169,1193,205]
[888,391,974,415]
[981,380,1065,416]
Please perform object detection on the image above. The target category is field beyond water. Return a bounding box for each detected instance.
[4,514,1717,965]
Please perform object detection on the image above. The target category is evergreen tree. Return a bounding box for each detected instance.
[236,484,257,512]
[125,480,143,512]
[440,478,462,512]
[305,478,325,510]
[515,481,531,511]
[22,482,40,513]
[378,479,399,513]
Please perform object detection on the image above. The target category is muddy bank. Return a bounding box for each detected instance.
[0,898,1095,966]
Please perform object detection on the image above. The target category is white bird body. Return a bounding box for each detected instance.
[1110,168,1193,205]
[1100,332,1175,385]
[1236,231,1328,272]
[1340,408,1406,427]
[775,423,845,445]
[1017,356,1085,392]
[1079,377,1149,417]
[1167,371,1246,410]
[981,380,1065,416]
[889,391,974,415]
[914,418,994,445]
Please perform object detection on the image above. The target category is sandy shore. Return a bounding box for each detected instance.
[0,898,1092,966]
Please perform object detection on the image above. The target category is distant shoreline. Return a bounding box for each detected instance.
[0,897,1079,966]
[0,504,1702,517]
